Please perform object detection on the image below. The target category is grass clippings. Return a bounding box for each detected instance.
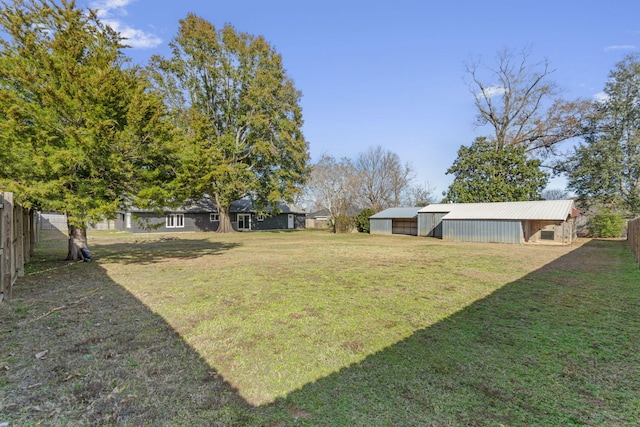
[0,229,638,426]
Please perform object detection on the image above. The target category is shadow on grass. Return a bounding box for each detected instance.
[258,239,640,426]
[0,243,259,425]
[2,238,638,426]
[94,238,241,265]
[27,230,241,272]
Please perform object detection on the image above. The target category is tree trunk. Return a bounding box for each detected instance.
[67,223,89,261]
[216,206,236,233]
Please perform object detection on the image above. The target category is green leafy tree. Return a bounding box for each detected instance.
[355,208,375,233]
[564,55,640,214]
[589,211,626,238]
[443,137,549,203]
[147,14,309,232]
[0,0,173,260]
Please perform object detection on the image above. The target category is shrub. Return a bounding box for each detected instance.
[355,208,376,233]
[589,211,626,238]
[330,214,355,233]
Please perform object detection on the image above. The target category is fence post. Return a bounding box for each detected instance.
[29,209,38,257]
[23,207,30,263]
[15,201,24,277]
[1,192,14,301]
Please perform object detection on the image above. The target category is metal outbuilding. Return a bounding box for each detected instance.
[417,200,580,244]
[369,207,422,235]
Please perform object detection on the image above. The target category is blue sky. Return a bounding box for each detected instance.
[81,0,640,195]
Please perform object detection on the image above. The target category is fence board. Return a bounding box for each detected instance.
[629,217,640,268]
[0,192,34,301]
[0,195,3,302]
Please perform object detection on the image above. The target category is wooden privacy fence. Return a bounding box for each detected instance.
[629,217,640,269]
[1,192,38,302]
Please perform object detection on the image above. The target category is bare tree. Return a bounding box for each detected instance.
[306,155,361,232]
[404,182,438,206]
[541,188,569,200]
[467,47,594,155]
[355,146,414,211]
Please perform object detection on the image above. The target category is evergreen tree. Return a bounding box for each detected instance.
[0,0,173,259]
[564,55,640,214]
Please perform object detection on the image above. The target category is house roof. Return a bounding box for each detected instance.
[418,200,578,221]
[130,198,305,214]
[308,208,331,218]
[369,207,422,219]
[228,199,305,214]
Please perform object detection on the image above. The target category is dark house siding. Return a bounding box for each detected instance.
[253,214,287,231]
[118,211,305,233]
[253,213,305,231]
[121,212,217,233]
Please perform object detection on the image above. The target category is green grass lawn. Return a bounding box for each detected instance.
[1,230,639,426]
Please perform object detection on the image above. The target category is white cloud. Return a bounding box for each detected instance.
[593,91,609,102]
[90,0,162,49]
[604,44,637,51]
[92,0,134,15]
[102,19,162,49]
[478,85,506,99]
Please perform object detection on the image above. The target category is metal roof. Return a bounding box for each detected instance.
[369,207,422,219]
[418,200,577,221]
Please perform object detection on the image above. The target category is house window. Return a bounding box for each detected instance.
[210,213,219,222]
[125,213,132,229]
[256,214,265,222]
[541,230,555,241]
[166,214,184,228]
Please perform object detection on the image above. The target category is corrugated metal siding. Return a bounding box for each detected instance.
[418,213,429,236]
[418,213,446,237]
[443,219,523,244]
[370,218,392,235]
